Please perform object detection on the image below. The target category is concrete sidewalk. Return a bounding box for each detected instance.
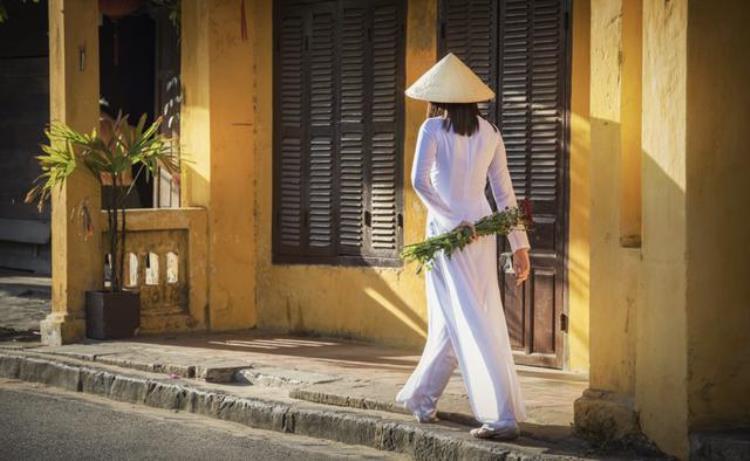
[0,269,49,340]
[29,332,585,430]
[0,331,655,460]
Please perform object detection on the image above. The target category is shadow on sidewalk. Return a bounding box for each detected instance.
[84,330,589,437]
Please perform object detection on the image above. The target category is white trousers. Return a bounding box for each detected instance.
[396,232,526,427]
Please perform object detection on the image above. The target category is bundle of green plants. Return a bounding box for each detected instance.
[400,204,532,273]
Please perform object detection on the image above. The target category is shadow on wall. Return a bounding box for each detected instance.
[261,264,428,350]
[635,144,694,456]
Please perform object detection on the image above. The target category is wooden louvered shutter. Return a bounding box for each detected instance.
[275,6,305,255]
[365,1,404,259]
[439,0,498,119]
[496,0,537,354]
[306,4,337,255]
[499,0,566,206]
[275,0,403,266]
[338,0,404,262]
[338,5,368,255]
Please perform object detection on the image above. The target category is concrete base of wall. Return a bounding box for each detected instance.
[573,389,666,455]
[40,312,85,346]
[574,389,643,444]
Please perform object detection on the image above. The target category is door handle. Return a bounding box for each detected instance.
[500,251,515,274]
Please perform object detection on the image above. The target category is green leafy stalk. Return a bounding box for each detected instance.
[400,207,531,273]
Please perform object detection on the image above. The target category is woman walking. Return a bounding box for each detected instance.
[396,53,531,440]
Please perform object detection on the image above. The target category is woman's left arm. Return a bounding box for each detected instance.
[487,133,531,253]
[488,134,531,284]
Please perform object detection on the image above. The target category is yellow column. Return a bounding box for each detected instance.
[181,0,257,330]
[579,0,693,457]
[40,0,102,345]
[636,0,689,456]
[574,0,641,444]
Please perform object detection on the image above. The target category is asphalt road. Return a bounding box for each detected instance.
[0,379,404,461]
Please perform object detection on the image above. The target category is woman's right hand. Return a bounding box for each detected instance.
[513,248,531,286]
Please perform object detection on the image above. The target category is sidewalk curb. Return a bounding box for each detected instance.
[290,388,479,427]
[0,350,587,460]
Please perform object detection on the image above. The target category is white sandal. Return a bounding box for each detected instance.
[470,423,520,440]
[414,409,439,424]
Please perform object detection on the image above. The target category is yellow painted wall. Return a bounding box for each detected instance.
[685,0,750,431]
[181,0,257,331]
[636,0,689,456]
[588,0,639,394]
[180,0,210,207]
[567,0,591,373]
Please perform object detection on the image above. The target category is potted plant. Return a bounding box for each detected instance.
[27,113,178,339]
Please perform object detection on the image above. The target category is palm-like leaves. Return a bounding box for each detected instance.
[27,113,178,291]
[24,125,79,210]
[26,113,177,210]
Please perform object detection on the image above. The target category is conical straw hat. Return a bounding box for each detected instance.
[405,53,495,103]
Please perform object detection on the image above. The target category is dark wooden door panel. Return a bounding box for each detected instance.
[531,268,556,354]
[503,275,526,349]
[439,0,570,368]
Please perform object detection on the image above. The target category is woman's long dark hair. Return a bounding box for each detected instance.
[427,102,482,136]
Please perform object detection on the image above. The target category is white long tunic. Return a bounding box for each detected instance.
[396,116,530,426]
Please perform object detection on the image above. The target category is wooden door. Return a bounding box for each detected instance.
[439,0,570,368]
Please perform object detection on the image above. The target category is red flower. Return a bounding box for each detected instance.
[520,198,533,225]
[520,198,532,220]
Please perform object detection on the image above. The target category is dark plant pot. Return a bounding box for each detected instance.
[85,290,140,340]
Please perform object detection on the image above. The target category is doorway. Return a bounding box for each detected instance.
[99,3,181,209]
